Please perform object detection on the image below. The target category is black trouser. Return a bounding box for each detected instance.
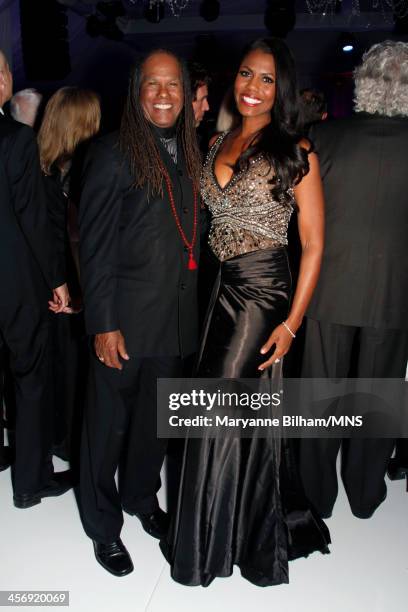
[298,318,408,518]
[79,353,183,544]
[0,306,53,494]
[0,346,6,463]
[50,312,87,466]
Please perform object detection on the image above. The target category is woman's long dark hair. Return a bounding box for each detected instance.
[234,38,310,206]
[119,49,201,197]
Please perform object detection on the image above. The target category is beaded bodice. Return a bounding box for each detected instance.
[201,132,295,261]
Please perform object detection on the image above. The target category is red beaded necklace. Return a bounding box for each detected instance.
[158,160,198,271]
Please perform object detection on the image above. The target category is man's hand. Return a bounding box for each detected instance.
[94,330,129,370]
[48,283,70,314]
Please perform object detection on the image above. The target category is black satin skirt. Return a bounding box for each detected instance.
[160,247,330,587]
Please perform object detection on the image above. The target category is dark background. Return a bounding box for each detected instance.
[1,0,408,131]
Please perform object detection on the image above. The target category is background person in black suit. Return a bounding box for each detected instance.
[189,61,210,129]
[298,88,328,134]
[298,41,408,519]
[78,49,201,577]
[0,50,71,507]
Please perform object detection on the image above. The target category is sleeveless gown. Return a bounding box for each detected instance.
[160,133,330,587]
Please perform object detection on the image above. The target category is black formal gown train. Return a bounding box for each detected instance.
[161,247,330,587]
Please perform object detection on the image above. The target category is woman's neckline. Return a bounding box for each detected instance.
[211,130,263,191]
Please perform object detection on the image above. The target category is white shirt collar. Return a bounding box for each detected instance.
[0,108,4,115]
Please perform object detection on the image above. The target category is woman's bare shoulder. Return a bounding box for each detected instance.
[298,137,313,153]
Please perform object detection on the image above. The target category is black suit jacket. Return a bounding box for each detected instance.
[307,114,408,329]
[0,114,62,315]
[79,131,199,357]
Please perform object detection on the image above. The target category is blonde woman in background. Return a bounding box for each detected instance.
[215,86,239,133]
[38,86,101,464]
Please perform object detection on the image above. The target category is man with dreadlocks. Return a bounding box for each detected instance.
[78,50,201,577]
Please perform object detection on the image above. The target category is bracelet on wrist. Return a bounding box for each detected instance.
[282,321,296,338]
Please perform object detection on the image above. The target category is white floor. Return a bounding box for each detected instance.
[0,457,406,612]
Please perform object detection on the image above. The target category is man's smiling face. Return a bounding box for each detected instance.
[140,52,184,128]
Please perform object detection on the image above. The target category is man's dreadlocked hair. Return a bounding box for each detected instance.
[119,49,201,198]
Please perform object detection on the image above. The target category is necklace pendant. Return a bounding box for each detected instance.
[188,252,198,271]
[158,158,198,272]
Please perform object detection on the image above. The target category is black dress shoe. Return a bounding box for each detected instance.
[128,508,170,539]
[387,457,408,481]
[0,447,12,472]
[13,470,74,509]
[351,485,388,519]
[93,539,134,577]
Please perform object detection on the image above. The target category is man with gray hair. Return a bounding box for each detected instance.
[10,88,42,127]
[298,41,408,519]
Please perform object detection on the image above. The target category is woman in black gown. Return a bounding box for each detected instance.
[161,38,329,587]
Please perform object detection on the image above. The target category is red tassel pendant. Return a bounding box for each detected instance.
[157,158,199,273]
[188,252,198,271]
